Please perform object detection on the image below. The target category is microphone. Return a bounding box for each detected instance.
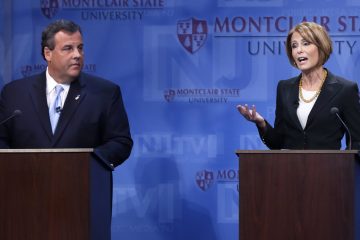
[55,106,62,113]
[0,109,22,125]
[330,107,352,150]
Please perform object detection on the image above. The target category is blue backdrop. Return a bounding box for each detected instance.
[1,0,360,239]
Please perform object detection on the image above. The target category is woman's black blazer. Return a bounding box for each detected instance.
[260,70,360,149]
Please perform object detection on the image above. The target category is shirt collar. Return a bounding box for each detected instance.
[46,67,71,94]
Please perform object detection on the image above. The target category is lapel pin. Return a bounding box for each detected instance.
[75,95,80,100]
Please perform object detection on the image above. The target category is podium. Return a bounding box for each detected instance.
[0,149,113,240]
[237,150,360,240]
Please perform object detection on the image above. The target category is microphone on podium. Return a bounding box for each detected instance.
[330,107,352,150]
[0,110,22,125]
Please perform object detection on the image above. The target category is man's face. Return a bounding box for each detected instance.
[44,30,84,84]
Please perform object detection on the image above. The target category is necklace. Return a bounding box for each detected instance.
[299,69,327,103]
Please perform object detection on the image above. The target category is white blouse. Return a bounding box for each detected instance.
[297,88,318,129]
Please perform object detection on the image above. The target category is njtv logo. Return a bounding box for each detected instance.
[133,134,220,158]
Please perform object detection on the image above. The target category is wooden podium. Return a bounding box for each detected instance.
[0,149,113,240]
[236,150,360,240]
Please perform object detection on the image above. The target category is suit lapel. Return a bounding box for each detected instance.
[305,71,340,129]
[51,76,86,146]
[29,73,53,141]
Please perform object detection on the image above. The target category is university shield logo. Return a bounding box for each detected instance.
[177,18,208,54]
[164,89,176,102]
[21,65,33,77]
[40,0,60,19]
[196,170,214,191]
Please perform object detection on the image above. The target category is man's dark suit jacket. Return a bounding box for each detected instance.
[0,71,133,167]
[259,70,360,149]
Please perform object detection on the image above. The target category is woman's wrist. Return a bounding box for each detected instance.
[256,119,266,130]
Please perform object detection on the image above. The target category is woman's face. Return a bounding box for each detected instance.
[291,31,320,72]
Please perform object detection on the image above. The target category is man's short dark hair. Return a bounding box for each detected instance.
[41,19,82,60]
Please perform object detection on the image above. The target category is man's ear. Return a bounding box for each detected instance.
[44,47,52,62]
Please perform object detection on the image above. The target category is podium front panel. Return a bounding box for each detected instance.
[237,150,357,240]
[0,150,93,240]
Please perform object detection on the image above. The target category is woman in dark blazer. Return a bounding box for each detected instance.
[237,22,360,149]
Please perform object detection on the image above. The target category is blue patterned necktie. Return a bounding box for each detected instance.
[49,85,64,133]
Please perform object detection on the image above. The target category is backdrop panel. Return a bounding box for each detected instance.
[2,0,360,239]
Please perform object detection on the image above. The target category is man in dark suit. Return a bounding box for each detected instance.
[0,19,132,166]
[0,19,133,239]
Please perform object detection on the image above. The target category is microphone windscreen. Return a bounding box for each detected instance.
[330,107,339,114]
[13,110,22,116]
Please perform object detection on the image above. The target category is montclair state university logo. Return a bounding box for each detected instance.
[196,169,239,192]
[177,18,208,54]
[196,170,214,191]
[164,89,176,102]
[41,0,60,19]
